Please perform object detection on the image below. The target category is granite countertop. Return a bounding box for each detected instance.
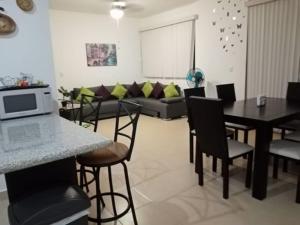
[0,114,111,174]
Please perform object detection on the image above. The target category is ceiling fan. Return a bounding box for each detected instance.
[109,0,143,20]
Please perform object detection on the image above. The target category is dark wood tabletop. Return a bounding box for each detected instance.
[224,98,300,125]
[223,97,300,200]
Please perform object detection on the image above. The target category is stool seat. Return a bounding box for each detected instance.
[8,185,90,225]
[77,142,129,167]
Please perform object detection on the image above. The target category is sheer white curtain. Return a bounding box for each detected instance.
[246,0,300,98]
[140,20,195,78]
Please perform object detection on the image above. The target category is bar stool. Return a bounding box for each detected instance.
[77,100,142,225]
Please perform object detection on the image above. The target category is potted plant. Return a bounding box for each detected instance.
[58,86,71,107]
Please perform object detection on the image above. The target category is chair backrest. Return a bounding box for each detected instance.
[190,97,229,159]
[184,87,205,130]
[79,94,103,132]
[286,82,300,102]
[114,100,142,161]
[216,83,236,103]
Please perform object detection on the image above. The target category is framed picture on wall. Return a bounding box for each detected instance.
[86,43,117,67]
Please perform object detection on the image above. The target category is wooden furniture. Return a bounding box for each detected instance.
[77,100,142,225]
[270,140,300,203]
[216,83,254,143]
[190,97,253,199]
[184,87,234,164]
[223,98,300,200]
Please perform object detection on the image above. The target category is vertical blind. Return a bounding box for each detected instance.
[247,0,300,98]
[140,20,195,78]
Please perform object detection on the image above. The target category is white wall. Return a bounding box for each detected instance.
[139,0,248,99]
[0,0,56,192]
[50,10,142,92]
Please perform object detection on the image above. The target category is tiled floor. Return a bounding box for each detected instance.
[1,115,300,225]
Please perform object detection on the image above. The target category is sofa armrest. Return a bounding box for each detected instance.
[160,97,185,104]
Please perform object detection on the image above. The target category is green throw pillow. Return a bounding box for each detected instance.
[164,82,179,98]
[111,83,128,99]
[142,81,153,98]
[76,87,95,103]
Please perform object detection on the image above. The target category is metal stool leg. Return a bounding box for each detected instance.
[94,167,105,208]
[122,162,138,225]
[108,166,117,217]
[94,167,102,225]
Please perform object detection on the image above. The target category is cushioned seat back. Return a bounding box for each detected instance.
[287,82,300,102]
[216,83,236,104]
[190,97,229,159]
[184,87,205,130]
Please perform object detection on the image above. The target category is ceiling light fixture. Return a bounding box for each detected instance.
[110,7,124,20]
[110,1,126,20]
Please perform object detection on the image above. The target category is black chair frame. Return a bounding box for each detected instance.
[79,100,142,225]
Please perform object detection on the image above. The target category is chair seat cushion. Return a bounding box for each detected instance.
[8,185,90,225]
[270,140,300,160]
[228,140,253,158]
[225,122,253,130]
[285,131,300,142]
[278,119,300,130]
[77,142,129,166]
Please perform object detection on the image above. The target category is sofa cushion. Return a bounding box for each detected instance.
[142,81,153,98]
[128,81,142,97]
[95,85,111,101]
[152,82,164,99]
[111,83,127,100]
[160,97,185,104]
[76,87,95,103]
[164,82,180,98]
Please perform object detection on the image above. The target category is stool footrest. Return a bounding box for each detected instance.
[88,192,131,223]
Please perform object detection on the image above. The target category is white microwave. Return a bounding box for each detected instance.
[0,85,53,120]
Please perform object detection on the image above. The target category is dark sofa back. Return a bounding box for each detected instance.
[72,82,182,100]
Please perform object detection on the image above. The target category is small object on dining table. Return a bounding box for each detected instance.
[257,95,267,107]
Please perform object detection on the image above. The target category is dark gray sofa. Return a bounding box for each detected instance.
[72,83,186,120]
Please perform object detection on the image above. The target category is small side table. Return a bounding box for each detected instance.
[59,102,81,121]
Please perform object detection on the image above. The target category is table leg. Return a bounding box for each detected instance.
[252,124,272,200]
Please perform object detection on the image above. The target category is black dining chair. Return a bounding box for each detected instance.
[270,140,300,203]
[276,82,300,172]
[184,88,234,175]
[77,100,142,224]
[190,97,253,199]
[216,83,254,144]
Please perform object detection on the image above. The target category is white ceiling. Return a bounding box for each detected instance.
[49,0,199,18]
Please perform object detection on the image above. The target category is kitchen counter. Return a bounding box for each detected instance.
[0,114,111,174]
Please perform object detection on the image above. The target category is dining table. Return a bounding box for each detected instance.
[223,97,300,200]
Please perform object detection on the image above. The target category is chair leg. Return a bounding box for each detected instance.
[283,159,289,173]
[94,167,105,207]
[273,156,279,179]
[198,152,204,186]
[108,166,117,217]
[296,165,300,203]
[234,129,238,140]
[244,130,249,144]
[83,166,89,193]
[94,167,102,225]
[222,159,229,199]
[80,165,84,189]
[212,157,217,172]
[122,162,138,225]
[195,140,199,174]
[190,132,194,163]
[245,152,253,188]
[281,128,286,139]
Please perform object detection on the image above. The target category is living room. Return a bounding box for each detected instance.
[0,0,300,225]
